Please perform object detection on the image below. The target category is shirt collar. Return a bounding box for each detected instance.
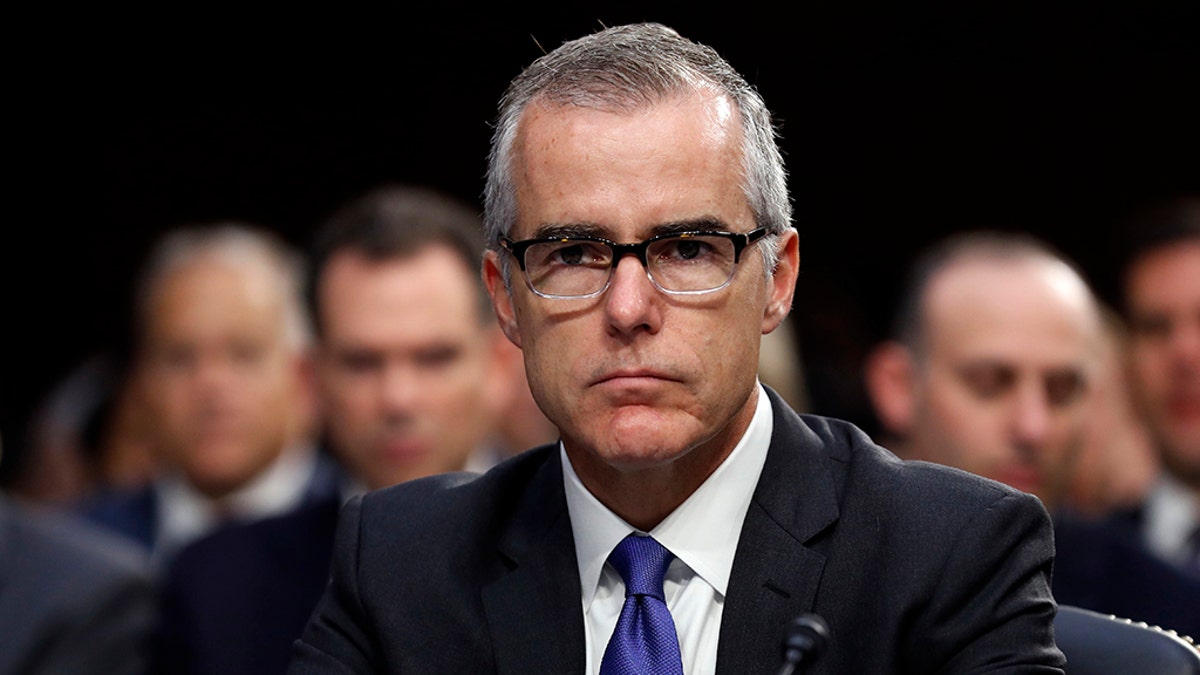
[563,383,773,609]
[1146,470,1200,556]
[155,442,319,554]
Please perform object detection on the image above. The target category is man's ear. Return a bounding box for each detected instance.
[862,341,919,436]
[762,229,800,334]
[483,250,522,348]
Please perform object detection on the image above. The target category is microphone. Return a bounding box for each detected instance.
[776,613,829,675]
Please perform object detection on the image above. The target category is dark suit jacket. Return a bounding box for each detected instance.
[75,484,157,551]
[153,495,343,675]
[0,496,157,675]
[1053,511,1200,640]
[290,390,1065,673]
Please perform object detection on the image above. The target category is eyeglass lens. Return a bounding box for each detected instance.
[523,235,739,297]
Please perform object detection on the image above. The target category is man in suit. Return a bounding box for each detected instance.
[154,185,552,675]
[1105,197,1200,579]
[77,224,338,565]
[862,230,1200,638]
[291,23,1064,673]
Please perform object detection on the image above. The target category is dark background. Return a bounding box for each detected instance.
[4,4,1198,478]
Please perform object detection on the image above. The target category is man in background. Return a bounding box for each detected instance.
[154,185,553,675]
[863,229,1200,637]
[1107,196,1200,579]
[77,224,336,565]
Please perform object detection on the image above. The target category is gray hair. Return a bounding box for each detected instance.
[483,22,792,280]
[134,223,312,352]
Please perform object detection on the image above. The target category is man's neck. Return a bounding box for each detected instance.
[564,390,761,531]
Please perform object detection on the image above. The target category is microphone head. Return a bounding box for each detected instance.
[782,613,830,665]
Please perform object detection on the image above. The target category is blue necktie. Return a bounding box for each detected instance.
[599,534,685,675]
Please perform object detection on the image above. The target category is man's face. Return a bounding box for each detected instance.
[1125,240,1200,487]
[315,247,497,490]
[484,93,797,493]
[137,258,306,498]
[909,258,1098,508]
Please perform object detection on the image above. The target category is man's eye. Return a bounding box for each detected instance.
[1131,313,1172,340]
[659,238,715,262]
[1045,371,1086,407]
[541,241,607,267]
[415,345,462,369]
[337,352,382,374]
[960,365,1015,399]
[554,244,587,266]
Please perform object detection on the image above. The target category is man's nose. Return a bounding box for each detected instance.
[1011,384,1052,448]
[603,255,663,337]
[380,363,419,412]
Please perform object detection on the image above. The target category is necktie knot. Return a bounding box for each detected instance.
[608,534,674,600]
[600,534,684,675]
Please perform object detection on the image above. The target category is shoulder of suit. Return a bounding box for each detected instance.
[793,411,1035,514]
[354,444,558,527]
[3,499,153,585]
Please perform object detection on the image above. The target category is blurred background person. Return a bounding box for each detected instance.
[75,224,336,565]
[1106,196,1200,579]
[491,336,559,459]
[1067,307,1159,517]
[13,353,159,508]
[863,229,1200,637]
[1,427,158,675]
[13,355,126,506]
[153,184,554,675]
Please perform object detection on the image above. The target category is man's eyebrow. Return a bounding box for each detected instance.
[531,223,605,239]
[648,218,731,237]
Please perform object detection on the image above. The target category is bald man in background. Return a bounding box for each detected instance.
[864,230,1200,638]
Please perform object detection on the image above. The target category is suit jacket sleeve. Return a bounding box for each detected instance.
[913,489,1061,673]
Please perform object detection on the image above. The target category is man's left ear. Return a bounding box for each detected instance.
[763,229,800,334]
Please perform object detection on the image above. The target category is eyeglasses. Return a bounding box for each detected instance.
[500,228,770,299]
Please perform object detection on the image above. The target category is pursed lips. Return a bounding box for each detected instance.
[590,367,681,386]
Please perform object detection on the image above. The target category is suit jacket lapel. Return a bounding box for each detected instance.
[717,389,840,675]
[482,450,587,675]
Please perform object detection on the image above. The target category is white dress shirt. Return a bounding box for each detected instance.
[562,383,773,675]
[1143,471,1200,569]
[153,442,321,563]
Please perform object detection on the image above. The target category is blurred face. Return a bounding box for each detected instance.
[909,258,1099,509]
[484,93,797,496]
[1126,240,1200,487]
[315,247,496,490]
[137,258,306,498]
